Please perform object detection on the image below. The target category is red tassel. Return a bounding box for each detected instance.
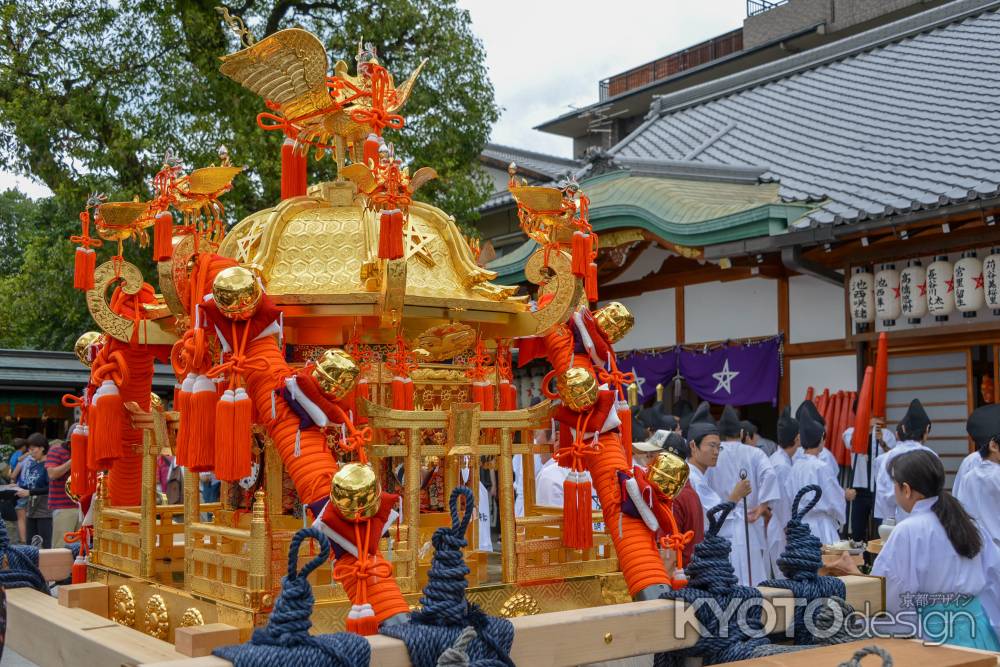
[280,138,296,200]
[91,380,123,469]
[619,403,633,465]
[499,381,517,411]
[577,471,594,549]
[392,377,414,410]
[71,554,87,584]
[346,604,379,636]
[563,472,580,547]
[70,425,94,497]
[153,212,173,261]
[585,261,598,302]
[74,247,95,291]
[187,375,217,472]
[571,231,589,277]
[378,209,405,260]
[215,389,252,482]
[363,133,380,168]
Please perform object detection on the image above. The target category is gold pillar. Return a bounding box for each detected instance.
[404,427,421,576]
[91,476,105,568]
[499,428,516,584]
[248,490,267,595]
[139,429,157,578]
[264,440,283,518]
[183,469,200,588]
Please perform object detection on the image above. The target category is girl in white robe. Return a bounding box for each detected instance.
[872,449,1000,651]
[955,403,1000,548]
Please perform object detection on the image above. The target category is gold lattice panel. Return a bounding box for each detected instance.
[266,207,366,295]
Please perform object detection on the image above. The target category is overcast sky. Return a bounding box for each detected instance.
[0,0,747,197]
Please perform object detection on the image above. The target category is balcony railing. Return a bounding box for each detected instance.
[747,0,789,17]
[598,28,743,101]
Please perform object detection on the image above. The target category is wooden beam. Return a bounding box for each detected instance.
[713,638,998,667]
[849,319,1000,349]
[675,285,685,344]
[784,339,854,358]
[830,222,1000,269]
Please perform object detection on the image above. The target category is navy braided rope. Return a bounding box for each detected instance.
[654,502,771,667]
[382,487,514,667]
[760,485,846,646]
[213,528,371,667]
[0,513,48,593]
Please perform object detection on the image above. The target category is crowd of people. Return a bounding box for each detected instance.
[0,432,77,548]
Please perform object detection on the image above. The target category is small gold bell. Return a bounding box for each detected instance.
[330,463,381,520]
[555,367,599,412]
[212,266,262,320]
[312,349,360,400]
[73,331,103,367]
[593,302,635,344]
[647,452,689,498]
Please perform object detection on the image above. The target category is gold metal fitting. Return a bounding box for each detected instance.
[312,348,360,400]
[647,452,690,499]
[593,301,635,344]
[212,266,262,320]
[74,331,102,367]
[555,367,599,412]
[330,463,381,520]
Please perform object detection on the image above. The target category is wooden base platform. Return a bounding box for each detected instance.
[714,638,998,666]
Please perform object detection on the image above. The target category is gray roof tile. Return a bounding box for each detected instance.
[613,0,1000,228]
[481,143,579,181]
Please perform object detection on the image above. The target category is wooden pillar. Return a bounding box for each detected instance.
[183,469,200,588]
[674,285,685,344]
[499,428,516,584]
[777,276,790,409]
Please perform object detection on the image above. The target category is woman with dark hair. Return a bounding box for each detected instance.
[871,449,1000,650]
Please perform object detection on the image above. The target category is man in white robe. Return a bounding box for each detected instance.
[706,405,779,586]
[956,404,1000,548]
[874,398,938,523]
[461,465,492,552]
[843,420,896,541]
[788,404,847,545]
[767,406,799,577]
[685,402,746,547]
[952,449,982,498]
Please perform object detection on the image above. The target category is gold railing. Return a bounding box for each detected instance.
[513,512,618,582]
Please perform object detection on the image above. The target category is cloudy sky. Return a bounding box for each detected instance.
[0,1,747,197]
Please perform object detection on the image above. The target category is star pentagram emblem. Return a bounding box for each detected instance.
[945,277,955,293]
[918,282,927,296]
[404,220,435,267]
[712,359,740,395]
[892,286,901,299]
[629,367,646,396]
[975,273,985,289]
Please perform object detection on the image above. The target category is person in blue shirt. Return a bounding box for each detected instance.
[9,437,28,543]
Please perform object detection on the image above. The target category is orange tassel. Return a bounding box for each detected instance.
[215,388,252,482]
[280,137,296,200]
[213,389,235,477]
[91,380,123,469]
[70,425,94,497]
[585,261,598,302]
[619,403,633,465]
[391,377,414,410]
[152,212,173,261]
[355,380,370,425]
[187,375,217,472]
[175,374,194,466]
[563,471,580,547]
[73,247,95,290]
[378,209,405,260]
[363,133,380,168]
[71,554,87,584]
[571,231,589,277]
[576,471,594,549]
[499,381,517,411]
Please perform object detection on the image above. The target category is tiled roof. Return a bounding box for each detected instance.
[0,350,176,392]
[481,143,579,181]
[613,0,1000,228]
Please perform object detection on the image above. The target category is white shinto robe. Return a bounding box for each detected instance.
[512,455,525,518]
[872,496,1000,639]
[706,441,780,586]
[687,462,734,544]
[794,445,839,480]
[874,440,939,521]
[461,467,492,552]
[952,450,982,498]
[842,426,897,491]
[766,447,796,577]
[956,457,1000,548]
[787,453,845,545]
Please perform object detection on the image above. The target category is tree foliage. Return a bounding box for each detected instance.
[0,0,499,349]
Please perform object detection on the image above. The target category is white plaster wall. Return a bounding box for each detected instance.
[790,355,858,405]
[684,278,778,343]
[604,289,676,352]
[789,275,846,343]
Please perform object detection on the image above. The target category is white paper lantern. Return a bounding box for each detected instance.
[983,249,1000,315]
[953,251,984,317]
[849,267,875,328]
[926,255,954,321]
[900,260,927,323]
[875,264,901,325]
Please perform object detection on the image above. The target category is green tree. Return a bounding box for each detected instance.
[0,0,499,349]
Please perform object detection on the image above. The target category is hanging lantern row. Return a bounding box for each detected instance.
[851,250,1000,328]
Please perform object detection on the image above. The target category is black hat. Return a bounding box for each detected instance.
[673,399,694,419]
[966,404,1000,447]
[687,401,719,444]
[663,432,690,460]
[799,410,825,449]
[740,420,757,438]
[776,406,799,448]
[718,404,742,439]
[631,411,648,439]
[898,399,931,439]
[796,400,825,428]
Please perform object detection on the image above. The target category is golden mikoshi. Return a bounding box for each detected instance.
[212,266,262,320]
[593,301,635,344]
[74,331,103,367]
[313,349,360,400]
[330,463,381,519]
[647,452,690,499]
[555,366,599,412]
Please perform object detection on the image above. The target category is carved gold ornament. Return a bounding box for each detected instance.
[647,452,690,499]
[180,607,204,628]
[414,323,476,361]
[499,592,540,618]
[330,463,381,520]
[313,348,360,399]
[95,201,153,243]
[144,594,170,640]
[112,585,136,627]
[555,367,599,412]
[73,331,102,367]
[593,301,634,344]
[87,260,177,345]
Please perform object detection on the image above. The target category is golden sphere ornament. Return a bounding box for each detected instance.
[647,452,689,498]
[313,349,360,399]
[593,302,635,344]
[555,367,599,412]
[74,331,103,367]
[330,463,381,520]
[212,266,262,320]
